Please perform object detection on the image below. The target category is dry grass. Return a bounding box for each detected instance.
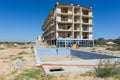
[13,67,55,80]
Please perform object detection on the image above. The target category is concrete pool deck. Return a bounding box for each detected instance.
[34,47,120,75]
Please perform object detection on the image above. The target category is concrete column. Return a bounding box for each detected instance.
[65,40,66,48]
[93,40,94,47]
[80,7,83,39]
[72,6,74,39]
[54,7,58,47]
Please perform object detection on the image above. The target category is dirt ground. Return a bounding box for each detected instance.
[78,46,120,56]
[0,48,35,79]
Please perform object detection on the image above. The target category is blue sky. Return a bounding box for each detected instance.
[0,0,120,42]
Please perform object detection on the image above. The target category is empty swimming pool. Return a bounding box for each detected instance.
[34,48,120,75]
[34,48,120,65]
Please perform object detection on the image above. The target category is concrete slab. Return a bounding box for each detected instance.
[41,59,120,75]
[43,66,93,75]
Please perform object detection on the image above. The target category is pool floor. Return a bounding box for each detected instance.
[42,55,82,62]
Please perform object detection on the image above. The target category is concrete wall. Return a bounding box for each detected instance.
[56,15,61,22]
[89,33,93,39]
[70,49,120,59]
[68,16,73,22]
[36,48,70,56]
[56,7,61,13]
[68,8,72,14]
[35,48,119,60]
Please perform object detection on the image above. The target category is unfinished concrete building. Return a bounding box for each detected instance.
[42,2,94,47]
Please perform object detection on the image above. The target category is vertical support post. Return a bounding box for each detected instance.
[56,40,58,47]
[72,6,74,39]
[80,7,83,39]
[65,40,66,48]
[93,40,94,47]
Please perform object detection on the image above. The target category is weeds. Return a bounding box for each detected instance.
[94,59,120,79]
[0,47,4,50]
[18,51,29,55]
[11,56,25,61]
[80,71,94,77]
[13,67,55,80]
[0,77,4,80]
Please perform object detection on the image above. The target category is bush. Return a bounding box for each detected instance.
[0,47,4,50]
[113,44,120,47]
[95,59,120,79]
[18,52,29,55]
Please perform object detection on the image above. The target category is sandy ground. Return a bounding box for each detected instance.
[78,46,120,56]
[0,48,35,79]
[42,55,82,62]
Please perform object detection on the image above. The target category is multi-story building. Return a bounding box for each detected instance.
[42,2,94,47]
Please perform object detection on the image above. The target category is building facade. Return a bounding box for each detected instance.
[37,35,43,42]
[42,2,94,47]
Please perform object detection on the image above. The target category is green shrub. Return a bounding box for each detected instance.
[18,52,29,55]
[0,47,4,50]
[11,56,25,61]
[95,59,120,79]
[113,44,120,47]
[0,77,4,80]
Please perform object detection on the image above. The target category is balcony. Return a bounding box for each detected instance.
[58,36,72,39]
[74,27,80,31]
[58,18,72,24]
[83,12,88,15]
[46,34,56,40]
[44,28,55,37]
[83,27,89,31]
[83,20,89,23]
[61,18,68,21]
[74,8,80,15]
[44,24,54,32]
[61,10,68,13]
[61,8,68,13]
[57,15,73,23]
[74,19,80,22]
[58,32,72,39]
[82,20,92,25]
[58,27,72,31]
[83,37,89,39]
[82,10,93,17]
[74,32,80,39]
[44,19,54,30]
[60,7,73,15]
[83,27,92,33]
[74,24,80,31]
[83,33,89,39]
[74,16,80,23]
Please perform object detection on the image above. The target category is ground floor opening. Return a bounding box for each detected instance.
[46,40,94,47]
